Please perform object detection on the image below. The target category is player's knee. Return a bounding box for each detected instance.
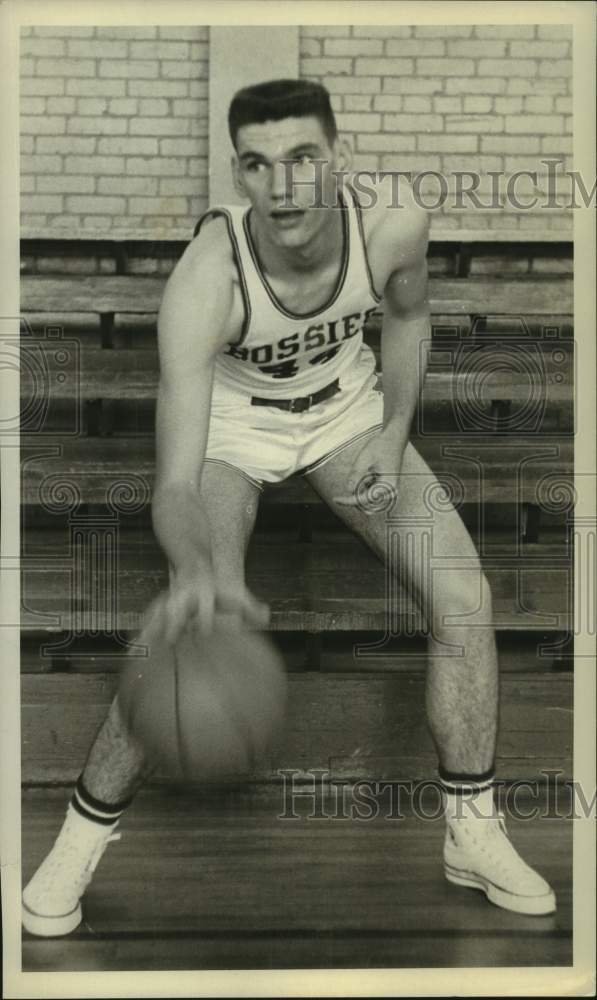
[433,570,493,626]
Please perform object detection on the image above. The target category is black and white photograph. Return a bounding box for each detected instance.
[1,2,595,996]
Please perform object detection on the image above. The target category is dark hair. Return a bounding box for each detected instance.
[228,78,337,148]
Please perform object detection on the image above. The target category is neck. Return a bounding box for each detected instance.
[250,206,344,277]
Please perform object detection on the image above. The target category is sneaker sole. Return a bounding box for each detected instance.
[444,863,556,916]
[22,900,82,937]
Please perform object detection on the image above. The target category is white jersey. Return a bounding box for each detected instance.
[193,183,382,399]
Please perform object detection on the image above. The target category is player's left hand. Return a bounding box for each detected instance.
[333,430,407,512]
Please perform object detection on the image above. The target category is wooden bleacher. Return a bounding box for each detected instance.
[19,240,574,785]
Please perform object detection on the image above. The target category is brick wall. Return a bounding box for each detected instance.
[20,26,208,237]
[300,24,573,236]
[20,24,573,239]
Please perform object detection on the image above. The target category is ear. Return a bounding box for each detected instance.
[231,154,246,199]
[334,137,353,175]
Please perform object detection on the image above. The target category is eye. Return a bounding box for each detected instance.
[244,160,267,173]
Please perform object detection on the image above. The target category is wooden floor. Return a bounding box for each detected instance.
[22,786,572,971]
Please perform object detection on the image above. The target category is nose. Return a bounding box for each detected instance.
[270,160,293,203]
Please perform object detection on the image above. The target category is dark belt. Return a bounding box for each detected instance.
[250,378,341,413]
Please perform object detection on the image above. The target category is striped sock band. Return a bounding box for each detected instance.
[438,765,495,797]
[71,776,132,826]
[439,766,496,820]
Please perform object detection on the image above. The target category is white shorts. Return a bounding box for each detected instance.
[204,348,384,490]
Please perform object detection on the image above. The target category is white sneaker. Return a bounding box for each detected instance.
[444,813,556,915]
[22,805,121,937]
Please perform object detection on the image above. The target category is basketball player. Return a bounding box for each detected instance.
[23,79,556,936]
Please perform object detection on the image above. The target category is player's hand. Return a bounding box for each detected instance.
[333,430,406,513]
[142,560,270,646]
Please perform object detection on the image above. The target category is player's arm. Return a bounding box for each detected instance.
[378,193,431,454]
[150,222,260,640]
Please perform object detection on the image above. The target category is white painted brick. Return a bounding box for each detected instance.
[20,136,34,153]
[449,39,506,57]
[67,195,126,214]
[187,41,208,60]
[523,96,556,114]
[67,117,128,135]
[463,96,492,113]
[109,98,139,115]
[373,95,402,111]
[68,39,128,58]
[19,58,34,75]
[384,113,443,132]
[38,175,95,193]
[20,175,35,193]
[21,214,47,227]
[322,76,380,94]
[20,77,65,96]
[357,134,416,153]
[402,96,432,113]
[47,97,76,114]
[129,116,190,137]
[443,154,502,172]
[344,95,373,111]
[302,26,351,37]
[538,59,572,78]
[419,134,477,153]
[129,41,189,59]
[21,38,66,56]
[98,176,158,196]
[324,39,383,56]
[82,215,115,229]
[190,119,208,138]
[414,26,473,38]
[383,77,443,94]
[537,25,572,41]
[478,59,537,77]
[564,115,573,134]
[158,27,208,40]
[129,80,189,97]
[353,26,412,38]
[380,153,441,171]
[188,159,208,178]
[300,39,322,57]
[125,155,185,176]
[21,194,63,213]
[302,58,352,76]
[20,27,33,36]
[505,114,564,134]
[356,58,414,75]
[506,77,567,95]
[494,97,524,114]
[96,27,157,39]
[351,154,379,172]
[37,136,96,154]
[434,96,461,113]
[100,60,158,79]
[510,40,569,58]
[21,116,66,135]
[20,153,62,173]
[531,256,573,273]
[20,97,46,115]
[136,98,167,116]
[418,58,474,76]
[555,96,572,113]
[37,58,96,77]
[128,196,188,215]
[386,39,445,56]
[161,60,206,80]
[159,177,207,196]
[66,155,124,174]
[336,113,382,132]
[474,25,535,39]
[172,98,207,117]
[35,26,95,38]
[160,138,207,156]
[188,81,209,98]
[98,136,158,155]
[76,98,108,115]
[503,155,557,172]
[446,114,504,134]
[66,78,126,97]
[446,77,507,95]
[482,135,541,153]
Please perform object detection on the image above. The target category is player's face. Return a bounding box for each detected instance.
[233,116,342,248]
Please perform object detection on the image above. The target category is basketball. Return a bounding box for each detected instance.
[118,611,287,782]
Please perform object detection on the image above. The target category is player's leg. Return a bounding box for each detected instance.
[22,461,261,937]
[306,437,555,915]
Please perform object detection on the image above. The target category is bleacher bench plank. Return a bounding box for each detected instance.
[21,275,573,317]
[20,671,572,783]
[19,533,572,634]
[21,434,574,507]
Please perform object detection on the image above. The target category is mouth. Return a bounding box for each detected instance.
[270,209,305,228]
